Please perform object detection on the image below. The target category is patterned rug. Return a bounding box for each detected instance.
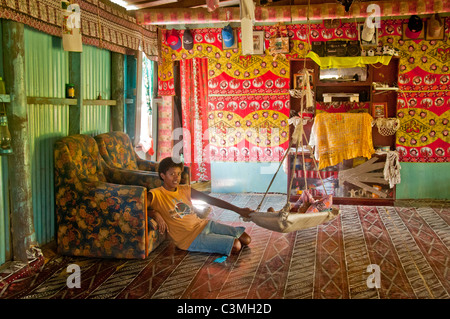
[1,194,449,299]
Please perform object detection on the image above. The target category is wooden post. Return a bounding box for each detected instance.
[111,52,124,132]
[2,20,35,262]
[69,52,82,135]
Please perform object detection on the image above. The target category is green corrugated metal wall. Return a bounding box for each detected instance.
[23,27,111,245]
[81,46,111,135]
[25,28,70,244]
[0,157,10,265]
[0,20,9,265]
[0,18,124,265]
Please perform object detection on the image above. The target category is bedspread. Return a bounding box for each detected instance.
[310,113,375,169]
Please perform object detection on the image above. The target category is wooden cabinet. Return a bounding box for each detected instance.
[288,57,399,205]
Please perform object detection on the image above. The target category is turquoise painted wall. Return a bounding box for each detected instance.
[395,162,450,200]
[211,162,287,194]
[212,161,450,200]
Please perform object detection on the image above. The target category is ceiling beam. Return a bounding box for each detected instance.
[191,0,240,9]
[135,0,450,25]
[139,0,209,8]
[129,0,179,10]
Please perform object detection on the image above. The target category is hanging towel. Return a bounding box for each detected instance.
[240,0,255,55]
[310,113,375,169]
[384,150,401,188]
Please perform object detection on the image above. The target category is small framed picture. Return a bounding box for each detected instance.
[372,102,387,118]
[294,69,314,89]
[358,23,378,47]
[252,31,265,55]
[269,37,289,55]
[426,14,444,41]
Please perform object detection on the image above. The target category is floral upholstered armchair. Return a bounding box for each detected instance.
[94,131,190,184]
[54,134,164,259]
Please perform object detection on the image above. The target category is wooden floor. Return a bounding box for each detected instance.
[1,194,449,301]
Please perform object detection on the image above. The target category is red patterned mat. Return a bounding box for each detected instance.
[1,194,449,299]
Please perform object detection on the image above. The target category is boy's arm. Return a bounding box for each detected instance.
[191,188,254,218]
[147,192,169,234]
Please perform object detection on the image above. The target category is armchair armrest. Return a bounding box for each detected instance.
[102,162,162,190]
[136,157,159,172]
[56,180,149,259]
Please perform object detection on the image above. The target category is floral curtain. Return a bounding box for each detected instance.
[180,58,211,181]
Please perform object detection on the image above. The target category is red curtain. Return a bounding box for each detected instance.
[180,58,211,181]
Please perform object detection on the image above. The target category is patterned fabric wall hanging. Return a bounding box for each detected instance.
[377,19,450,163]
[316,102,371,114]
[159,18,449,164]
[0,0,158,57]
[180,58,211,181]
[159,27,293,163]
[157,96,174,161]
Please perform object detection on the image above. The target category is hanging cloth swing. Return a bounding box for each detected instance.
[242,68,340,233]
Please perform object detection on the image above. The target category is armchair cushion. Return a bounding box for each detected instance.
[95,131,191,184]
[95,131,158,172]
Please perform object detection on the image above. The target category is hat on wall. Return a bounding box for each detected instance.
[426,13,444,40]
[222,25,235,48]
[404,15,424,39]
[183,28,194,50]
[167,29,182,50]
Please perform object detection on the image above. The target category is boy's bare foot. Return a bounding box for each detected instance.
[238,232,251,246]
[231,232,251,253]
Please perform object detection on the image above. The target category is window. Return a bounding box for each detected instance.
[135,52,156,160]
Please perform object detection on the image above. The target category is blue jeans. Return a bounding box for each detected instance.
[187,221,245,256]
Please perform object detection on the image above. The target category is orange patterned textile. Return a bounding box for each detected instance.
[311,113,375,170]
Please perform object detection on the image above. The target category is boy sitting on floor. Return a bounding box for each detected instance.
[148,157,253,256]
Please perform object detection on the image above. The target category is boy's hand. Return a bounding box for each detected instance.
[237,207,254,219]
[150,210,169,234]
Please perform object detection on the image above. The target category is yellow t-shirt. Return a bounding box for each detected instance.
[149,185,208,250]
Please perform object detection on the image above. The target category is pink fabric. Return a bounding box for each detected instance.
[180,58,211,181]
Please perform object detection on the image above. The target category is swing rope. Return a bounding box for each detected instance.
[256,0,331,212]
[256,67,330,213]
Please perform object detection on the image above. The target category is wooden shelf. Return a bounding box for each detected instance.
[23,97,117,106]
[373,87,399,91]
[289,57,399,205]
[83,99,116,106]
[316,81,371,87]
[27,97,78,105]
